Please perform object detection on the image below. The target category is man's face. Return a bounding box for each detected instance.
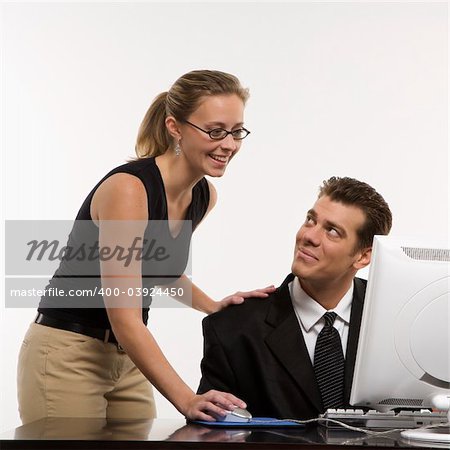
[291,195,368,286]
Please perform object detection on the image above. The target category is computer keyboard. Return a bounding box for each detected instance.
[320,408,448,429]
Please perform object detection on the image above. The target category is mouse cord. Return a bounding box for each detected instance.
[254,417,407,436]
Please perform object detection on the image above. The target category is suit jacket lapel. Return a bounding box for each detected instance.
[344,277,366,403]
[264,274,323,412]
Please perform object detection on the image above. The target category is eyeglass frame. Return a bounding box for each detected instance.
[182,120,251,140]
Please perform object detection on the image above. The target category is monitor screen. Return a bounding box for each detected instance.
[350,235,449,411]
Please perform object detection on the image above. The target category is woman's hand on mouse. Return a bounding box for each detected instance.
[183,390,246,422]
[212,285,276,313]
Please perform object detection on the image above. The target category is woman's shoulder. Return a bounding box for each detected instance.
[108,157,157,177]
[201,179,216,212]
[96,157,159,203]
[189,179,216,229]
[91,171,148,221]
[100,171,146,193]
[76,158,157,221]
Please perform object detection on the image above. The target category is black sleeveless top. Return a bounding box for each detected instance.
[38,157,210,328]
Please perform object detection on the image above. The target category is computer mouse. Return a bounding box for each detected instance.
[219,407,252,423]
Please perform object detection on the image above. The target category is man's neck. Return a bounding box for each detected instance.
[298,276,355,310]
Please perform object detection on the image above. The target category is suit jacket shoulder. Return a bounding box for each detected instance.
[203,273,295,339]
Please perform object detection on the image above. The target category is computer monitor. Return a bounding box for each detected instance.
[350,235,449,444]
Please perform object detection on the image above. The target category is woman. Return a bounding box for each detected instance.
[17,70,274,424]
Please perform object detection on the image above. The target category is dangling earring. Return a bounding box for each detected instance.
[174,141,181,157]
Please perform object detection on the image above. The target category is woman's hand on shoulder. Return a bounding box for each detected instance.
[183,390,246,422]
[212,285,277,313]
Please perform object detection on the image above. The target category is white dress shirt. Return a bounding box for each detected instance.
[289,277,354,364]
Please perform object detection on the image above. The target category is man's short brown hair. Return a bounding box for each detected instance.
[319,177,392,250]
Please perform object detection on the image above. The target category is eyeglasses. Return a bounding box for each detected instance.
[183,120,251,140]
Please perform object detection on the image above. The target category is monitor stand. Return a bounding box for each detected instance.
[401,395,450,445]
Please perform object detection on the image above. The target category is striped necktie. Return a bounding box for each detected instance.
[313,311,345,411]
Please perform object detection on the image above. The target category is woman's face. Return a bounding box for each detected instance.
[179,94,246,178]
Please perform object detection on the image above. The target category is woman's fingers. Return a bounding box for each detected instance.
[203,389,246,410]
[217,285,277,310]
[185,391,247,421]
[220,392,247,409]
[233,285,277,300]
[240,289,272,298]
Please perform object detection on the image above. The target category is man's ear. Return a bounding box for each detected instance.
[353,247,372,270]
[165,116,181,140]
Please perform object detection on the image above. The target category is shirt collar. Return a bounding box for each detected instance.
[290,277,354,332]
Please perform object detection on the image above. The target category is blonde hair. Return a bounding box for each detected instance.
[135,70,249,159]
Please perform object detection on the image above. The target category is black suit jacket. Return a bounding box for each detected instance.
[198,274,367,419]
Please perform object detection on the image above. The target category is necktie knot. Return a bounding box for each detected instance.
[323,311,337,327]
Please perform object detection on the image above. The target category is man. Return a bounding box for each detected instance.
[198,177,392,419]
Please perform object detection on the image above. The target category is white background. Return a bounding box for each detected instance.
[0,1,448,433]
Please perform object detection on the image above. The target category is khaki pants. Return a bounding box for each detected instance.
[17,323,156,424]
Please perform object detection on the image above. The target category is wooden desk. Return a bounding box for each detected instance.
[0,417,443,450]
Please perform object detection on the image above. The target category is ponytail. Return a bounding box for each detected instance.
[135,92,172,158]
